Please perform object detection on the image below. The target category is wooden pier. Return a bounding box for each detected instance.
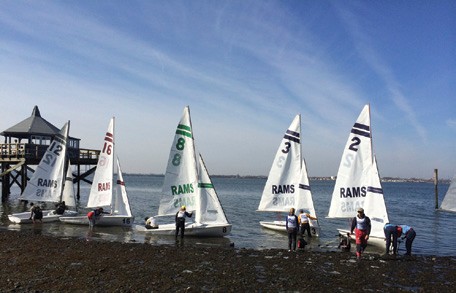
[0,143,99,201]
[0,106,100,202]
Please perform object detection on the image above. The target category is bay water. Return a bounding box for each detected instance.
[1,175,455,256]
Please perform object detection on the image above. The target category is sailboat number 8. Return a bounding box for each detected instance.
[176,138,186,150]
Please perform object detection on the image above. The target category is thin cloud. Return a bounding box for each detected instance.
[334,3,427,142]
[447,119,456,131]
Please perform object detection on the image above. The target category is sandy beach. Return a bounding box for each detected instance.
[0,229,454,292]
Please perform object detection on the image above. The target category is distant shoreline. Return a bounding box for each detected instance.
[122,173,451,184]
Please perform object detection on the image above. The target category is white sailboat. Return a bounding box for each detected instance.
[327,104,389,247]
[135,106,231,237]
[440,175,456,212]
[257,114,320,236]
[8,122,78,224]
[60,117,134,226]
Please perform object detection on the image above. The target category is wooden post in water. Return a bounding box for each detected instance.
[434,169,439,209]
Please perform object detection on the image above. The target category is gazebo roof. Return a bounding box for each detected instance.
[1,106,78,140]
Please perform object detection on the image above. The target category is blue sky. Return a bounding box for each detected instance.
[1,1,455,179]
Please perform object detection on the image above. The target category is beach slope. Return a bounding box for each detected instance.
[0,230,454,291]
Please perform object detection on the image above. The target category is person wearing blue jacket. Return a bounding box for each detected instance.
[384,223,402,255]
[399,225,416,256]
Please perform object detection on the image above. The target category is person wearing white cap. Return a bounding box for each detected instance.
[350,207,371,259]
[175,205,193,238]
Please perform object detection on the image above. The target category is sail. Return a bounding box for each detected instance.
[158,106,198,216]
[327,104,388,238]
[87,118,115,208]
[196,153,230,224]
[21,121,70,203]
[258,114,302,212]
[113,158,132,216]
[62,162,76,207]
[297,158,318,219]
[441,175,456,212]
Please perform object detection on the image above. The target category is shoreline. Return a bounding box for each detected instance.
[0,230,455,291]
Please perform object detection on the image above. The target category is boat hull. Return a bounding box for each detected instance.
[260,220,320,237]
[135,222,232,237]
[8,210,78,224]
[337,228,385,248]
[59,215,134,227]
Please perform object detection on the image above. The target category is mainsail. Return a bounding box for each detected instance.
[258,114,317,215]
[158,106,198,216]
[327,104,388,239]
[441,175,456,212]
[21,121,70,203]
[258,115,303,212]
[87,118,115,208]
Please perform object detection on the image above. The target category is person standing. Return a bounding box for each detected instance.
[384,223,402,255]
[286,208,299,252]
[175,205,192,238]
[350,207,371,259]
[298,209,317,237]
[399,225,416,256]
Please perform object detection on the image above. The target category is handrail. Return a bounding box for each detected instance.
[0,143,99,161]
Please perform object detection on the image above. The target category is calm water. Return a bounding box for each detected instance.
[1,175,455,256]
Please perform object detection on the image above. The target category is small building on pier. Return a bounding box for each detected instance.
[0,106,99,201]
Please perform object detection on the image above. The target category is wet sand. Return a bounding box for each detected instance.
[0,229,454,292]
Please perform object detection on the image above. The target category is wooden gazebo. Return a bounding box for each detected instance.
[0,106,100,201]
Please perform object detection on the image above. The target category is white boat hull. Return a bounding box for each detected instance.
[337,229,385,248]
[8,210,78,224]
[135,222,232,237]
[260,220,320,237]
[59,215,134,227]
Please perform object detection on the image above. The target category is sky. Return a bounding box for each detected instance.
[0,1,455,179]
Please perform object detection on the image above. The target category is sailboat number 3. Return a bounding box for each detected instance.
[276,142,291,168]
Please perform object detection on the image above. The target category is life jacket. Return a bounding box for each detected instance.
[356,217,368,230]
[287,215,297,229]
[87,211,95,219]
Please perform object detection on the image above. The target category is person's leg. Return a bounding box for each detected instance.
[355,229,362,257]
[175,223,180,238]
[292,230,297,251]
[305,223,311,237]
[385,229,391,254]
[392,232,398,254]
[181,221,185,238]
[405,229,416,255]
[288,232,292,251]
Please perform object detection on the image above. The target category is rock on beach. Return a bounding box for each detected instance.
[0,230,454,292]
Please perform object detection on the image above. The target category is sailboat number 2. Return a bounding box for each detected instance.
[348,137,361,152]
